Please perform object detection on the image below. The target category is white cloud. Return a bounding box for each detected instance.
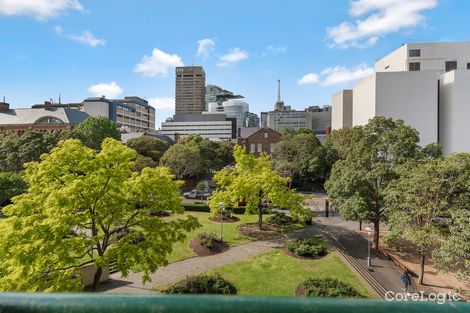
[297,73,320,85]
[217,47,248,67]
[134,48,184,77]
[88,82,123,98]
[148,97,175,110]
[327,0,438,48]
[0,0,83,20]
[55,26,105,47]
[196,38,215,58]
[262,45,287,56]
[298,64,373,86]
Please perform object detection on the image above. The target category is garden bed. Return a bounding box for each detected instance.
[208,216,240,223]
[189,233,230,256]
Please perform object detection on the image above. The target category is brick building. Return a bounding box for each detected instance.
[0,102,89,135]
[238,127,282,157]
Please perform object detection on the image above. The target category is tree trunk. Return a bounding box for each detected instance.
[373,219,380,250]
[419,254,425,285]
[91,266,103,291]
[258,205,263,230]
[359,219,362,231]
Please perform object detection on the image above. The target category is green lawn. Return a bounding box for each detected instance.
[166,212,260,263]
[208,249,375,298]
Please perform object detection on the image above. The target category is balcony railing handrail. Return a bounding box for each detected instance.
[0,293,468,313]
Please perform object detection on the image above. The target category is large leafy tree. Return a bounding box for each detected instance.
[126,135,169,163]
[73,116,121,150]
[179,135,234,171]
[160,143,206,180]
[209,145,306,229]
[0,131,68,172]
[325,117,420,249]
[385,154,470,283]
[0,138,199,292]
[272,132,326,189]
[0,172,27,208]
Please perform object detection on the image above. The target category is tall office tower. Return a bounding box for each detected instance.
[175,66,206,114]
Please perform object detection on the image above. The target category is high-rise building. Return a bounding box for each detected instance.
[175,66,206,114]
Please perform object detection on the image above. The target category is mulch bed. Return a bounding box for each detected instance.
[208,216,241,223]
[189,238,230,257]
[295,283,307,296]
[237,223,285,240]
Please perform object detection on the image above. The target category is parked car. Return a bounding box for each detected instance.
[183,189,211,199]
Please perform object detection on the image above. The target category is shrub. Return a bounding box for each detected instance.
[301,278,363,298]
[195,232,217,250]
[286,237,327,257]
[164,274,236,295]
[267,212,293,226]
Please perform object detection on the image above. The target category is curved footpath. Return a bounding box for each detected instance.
[98,239,282,294]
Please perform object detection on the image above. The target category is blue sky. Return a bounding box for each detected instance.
[0,0,469,128]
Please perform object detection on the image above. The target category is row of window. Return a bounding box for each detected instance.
[249,143,275,154]
[409,61,470,72]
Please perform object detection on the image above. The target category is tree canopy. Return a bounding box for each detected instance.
[0,138,199,292]
[0,130,68,172]
[385,153,470,283]
[72,116,121,150]
[126,135,169,163]
[209,145,306,229]
[160,135,234,179]
[272,132,326,189]
[325,117,421,249]
[0,172,27,208]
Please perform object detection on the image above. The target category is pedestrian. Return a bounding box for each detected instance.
[400,270,412,293]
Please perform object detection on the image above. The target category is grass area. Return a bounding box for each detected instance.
[207,249,375,298]
[166,212,261,263]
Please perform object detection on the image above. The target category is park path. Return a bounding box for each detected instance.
[97,239,282,294]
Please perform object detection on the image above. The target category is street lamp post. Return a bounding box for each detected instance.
[218,202,225,241]
[365,225,372,267]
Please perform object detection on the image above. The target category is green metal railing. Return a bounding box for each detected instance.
[0,294,468,313]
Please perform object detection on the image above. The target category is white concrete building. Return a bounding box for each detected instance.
[331,90,353,130]
[160,113,235,141]
[375,42,470,74]
[331,41,470,154]
[353,71,438,146]
[439,70,470,155]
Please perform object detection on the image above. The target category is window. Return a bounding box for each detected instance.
[446,61,457,72]
[264,132,268,138]
[250,143,255,152]
[409,62,420,71]
[409,49,421,57]
[467,63,470,70]
[257,143,262,153]
[270,143,275,154]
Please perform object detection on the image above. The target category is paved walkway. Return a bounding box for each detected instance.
[98,239,282,294]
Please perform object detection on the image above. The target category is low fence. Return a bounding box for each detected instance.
[0,293,468,313]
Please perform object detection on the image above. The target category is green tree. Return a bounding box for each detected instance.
[160,143,205,180]
[0,172,27,208]
[0,131,68,172]
[179,135,234,171]
[272,132,326,189]
[325,117,420,249]
[73,116,121,150]
[209,145,306,229]
[133,154,158,173]
[0,138,199,292]
[126,135,169,163]
[385,154,470,283]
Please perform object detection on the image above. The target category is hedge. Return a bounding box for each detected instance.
[183,204,246,214]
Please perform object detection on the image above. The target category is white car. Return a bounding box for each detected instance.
[183,190,211,199]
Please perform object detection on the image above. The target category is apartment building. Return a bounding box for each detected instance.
[331,41,470,154]
[175,66,206,114]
